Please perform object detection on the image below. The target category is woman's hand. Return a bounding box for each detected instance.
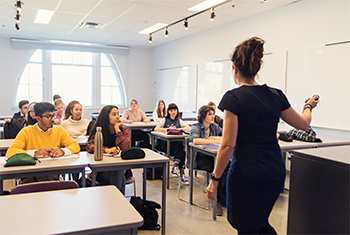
[305,95,319,109]
[168,124,176,129]
[105,147,120,154]
[54,119,61,125]
[143,118,150,123]
[207,180,219,202]
[114,121,123,132]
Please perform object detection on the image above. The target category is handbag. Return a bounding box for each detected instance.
[4,153,37,167]
[130,196,161,230]
[121,147,145,160]
[166,129,183,135]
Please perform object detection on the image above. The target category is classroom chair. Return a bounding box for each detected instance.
[10,180,79,195]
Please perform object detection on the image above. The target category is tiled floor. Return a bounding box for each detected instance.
[128,168,289,235]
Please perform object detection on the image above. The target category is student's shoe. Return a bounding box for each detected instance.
[171,164,179,177]
[180,174,190,186]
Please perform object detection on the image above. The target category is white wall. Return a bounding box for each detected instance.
[0,36,153,119]
[153,0,350,114]
[152,0,350,135]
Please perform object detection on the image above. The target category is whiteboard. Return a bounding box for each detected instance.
[306,42,350,130]
[198,60,237,116]
[198,51,287,116]
[156,65,197,112]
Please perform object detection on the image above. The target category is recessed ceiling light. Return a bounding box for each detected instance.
[34,9,54,24]
[139,23,168,34]
[188,0,227,12]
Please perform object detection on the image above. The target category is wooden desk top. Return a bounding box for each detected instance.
[0,186,143,235]
[85,148,169,168]
[151,131,189,139]
[0,136,88,151]
[123,122,158,128]
[291,145,350,166]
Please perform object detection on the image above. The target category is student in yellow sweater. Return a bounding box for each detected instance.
[6,102,80,159]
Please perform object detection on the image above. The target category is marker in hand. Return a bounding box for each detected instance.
[313,94,320,100]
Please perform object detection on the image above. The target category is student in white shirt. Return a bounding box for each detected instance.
[61,100,91,139]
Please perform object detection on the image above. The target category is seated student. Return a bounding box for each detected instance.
[4,102,37,139]
[53,94,61,102]
[122,99,151,148]
[189,105,228,216]
[154,103,191,185]
[12,100,29,120]
[53,99,65,125]
[152,100,166,122]
[86,105,130,195]
[208,101,223,128]
[6,102,80,183]
[61,100,91,138]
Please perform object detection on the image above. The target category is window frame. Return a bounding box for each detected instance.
[13,49,127,109]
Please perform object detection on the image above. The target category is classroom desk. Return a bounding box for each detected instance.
[188,137,350,220]
[0,154,88,194]
[85,149,168,235]
[123,122,158,146]
[287,146,350,234]
[0,136,89,151]
[0,186,143,235]
[150,131,189,189]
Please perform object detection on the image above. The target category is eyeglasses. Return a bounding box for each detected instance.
[41,114,55,119]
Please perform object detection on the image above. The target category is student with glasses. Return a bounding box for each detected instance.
[6,102,80,181]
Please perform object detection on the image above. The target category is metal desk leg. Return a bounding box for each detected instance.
[189,146,194,205]
[151,136,155,180]
[81,168,86,187]
[0,179,3,195]
[161,162,167,235]
[91,169,96,187]
[166,140,171,189]
[143,167,147,200]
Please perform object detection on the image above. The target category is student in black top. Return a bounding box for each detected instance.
[154,103,191,185]
[206,37,319,234]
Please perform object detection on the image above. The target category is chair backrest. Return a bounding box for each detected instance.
[10,181,79,195]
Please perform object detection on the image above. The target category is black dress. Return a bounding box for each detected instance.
[218,84,290,232]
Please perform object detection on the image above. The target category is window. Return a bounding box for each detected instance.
[14,49,126,108]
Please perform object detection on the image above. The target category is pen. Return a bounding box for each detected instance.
[50,145,59,157]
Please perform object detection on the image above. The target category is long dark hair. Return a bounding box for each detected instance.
[231,37,265,79]
[88,105,118,147]
[64,100,80,120]
[155,100,166,118]
[166,103,179,119]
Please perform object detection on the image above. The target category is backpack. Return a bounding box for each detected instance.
[145,167,163,180]
[4,118,26,139]
[130,196,161,230]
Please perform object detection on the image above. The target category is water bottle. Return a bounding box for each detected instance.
[94,127,103,161]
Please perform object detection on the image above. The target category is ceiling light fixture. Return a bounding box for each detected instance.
[188,0,227,12]
[15,1,23,11]
[15,22,20,31]
[34,9,54,24]
[149,34,152,43]
[145,0,232,42]
[210,8,216,21]
[184,19,188,30]
[15,11,21,23]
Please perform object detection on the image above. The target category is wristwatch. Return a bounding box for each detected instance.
[210,172,220,181]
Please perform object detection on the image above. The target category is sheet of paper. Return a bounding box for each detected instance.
[39,154,79,161]
[203,144,220,149]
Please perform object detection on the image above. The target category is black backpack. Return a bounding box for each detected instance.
[130,196,161,230]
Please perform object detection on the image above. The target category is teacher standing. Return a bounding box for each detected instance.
[207,37,319,234]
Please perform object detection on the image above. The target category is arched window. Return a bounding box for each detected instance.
[14,49,126,108]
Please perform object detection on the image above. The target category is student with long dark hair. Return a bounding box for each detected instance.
[206,37,319,234]
[152,99,166,122]
[154,103,191,185]
[86,105,130,194]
